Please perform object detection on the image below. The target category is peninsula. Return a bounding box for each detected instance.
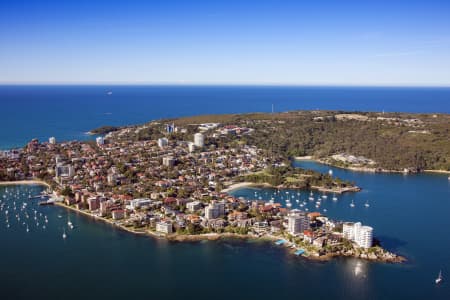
[2,110,442,263]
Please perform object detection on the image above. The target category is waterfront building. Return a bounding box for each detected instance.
[342,222,373,248]
[111,209,125,220]
[99,201,110,217]
[204,201,225,220]
[87,197,100,211]
[194,133,204,148]
[49,137,56,144]
[156,221,173,234]
[158,137,169,148]
[96,136,104,146]
[253,221,269,233]
[287,209,309,235]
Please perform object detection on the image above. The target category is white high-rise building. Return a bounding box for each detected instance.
[342,222,373,249]
[287,209,309,235]
[158,137,169,148]
[188,142,195,153]
[96,136,104,146]
[55,164,75,178]
[49,137,56,145]
[194,133,204,148]
[204,201,225,220]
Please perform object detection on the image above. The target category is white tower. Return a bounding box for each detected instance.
[194,133,204,148]
[96,136,104,146]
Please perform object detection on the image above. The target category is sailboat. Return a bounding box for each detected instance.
[436,270,443,284]
[350,200,355,208]
[365,200,370,207]
[68,216,74,229]
[332,194,338,201]
[62,228,67,239]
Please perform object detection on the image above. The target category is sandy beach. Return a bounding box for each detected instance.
[0,180,51,188]
[221,182,275,193]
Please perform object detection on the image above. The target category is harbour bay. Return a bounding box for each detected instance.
[0,86,449,299]
[1,161,449,300]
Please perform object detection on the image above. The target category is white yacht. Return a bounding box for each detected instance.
[436,270,443,284]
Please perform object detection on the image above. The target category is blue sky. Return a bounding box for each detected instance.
[1,0,450,86]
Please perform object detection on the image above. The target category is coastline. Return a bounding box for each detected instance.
[295,157,450,175]
[53,201,404,264]
[0,180,51,188]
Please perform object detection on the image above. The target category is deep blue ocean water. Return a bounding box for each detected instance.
[0,85,449,149]
[0,86,449,299]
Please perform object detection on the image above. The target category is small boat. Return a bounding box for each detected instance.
[106,91,113,95]
[332,194,338,201]
[286,203,292,208]
[436,270,443,284]
[62,228,67,239]
[365,200,370,207]
[350,200,355,208]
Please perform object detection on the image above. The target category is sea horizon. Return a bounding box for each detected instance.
[1,85,449,150]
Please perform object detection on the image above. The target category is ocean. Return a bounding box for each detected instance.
[0,85,449,299]
[0,85,449,149]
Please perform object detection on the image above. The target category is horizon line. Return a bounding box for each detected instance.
[1,82,450,88]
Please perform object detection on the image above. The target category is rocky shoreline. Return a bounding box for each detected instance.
[296,157,450,175]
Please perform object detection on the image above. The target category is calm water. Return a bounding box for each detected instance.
[0,86,449,299]
[0,162,449,300]
[1,85,450,149]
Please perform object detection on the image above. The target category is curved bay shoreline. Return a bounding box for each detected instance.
[0,181,406,264]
